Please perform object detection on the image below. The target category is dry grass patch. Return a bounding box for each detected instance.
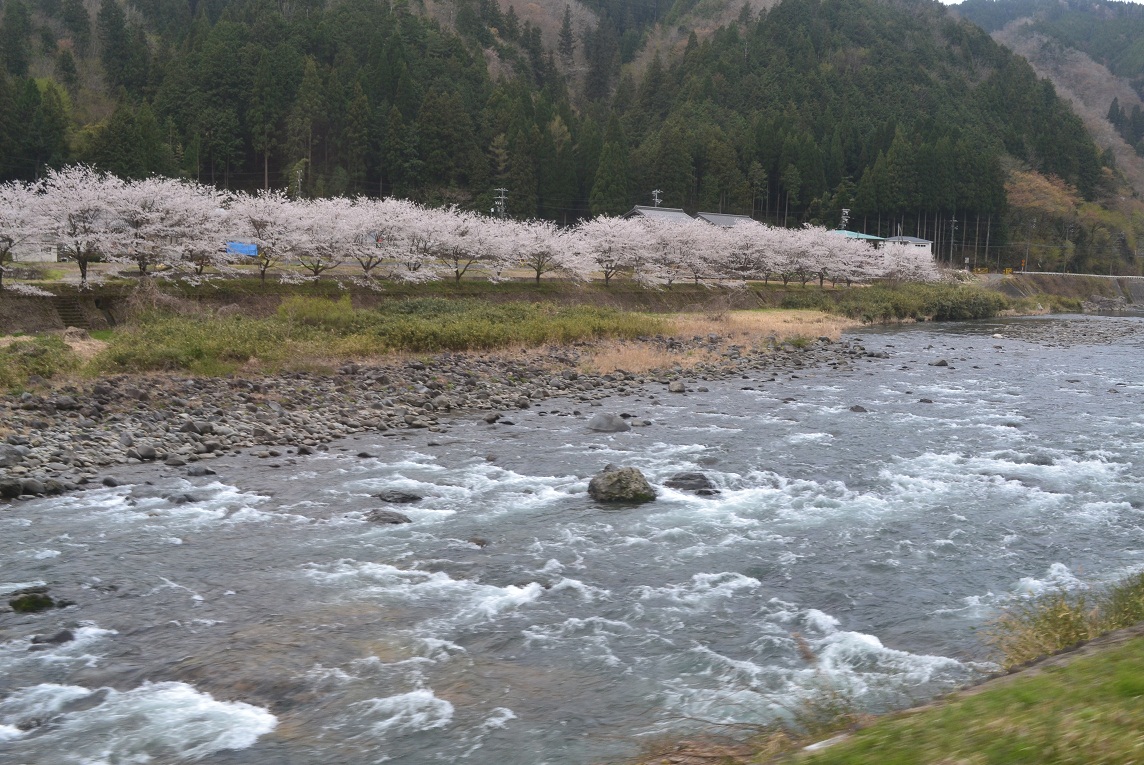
[578,310,858,375]
[579,341,719,374]
[667,310,858,346]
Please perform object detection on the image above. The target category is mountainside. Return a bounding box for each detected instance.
[958,0,1144,89]
[0,0,1136,272]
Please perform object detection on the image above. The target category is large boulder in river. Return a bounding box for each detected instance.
[587,413,631,433]
[376,490,423,504]
[588,465,656,503]
[367,509,413,524]
[663,472,719,496]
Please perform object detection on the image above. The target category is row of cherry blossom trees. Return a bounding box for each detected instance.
[0,166,940,291]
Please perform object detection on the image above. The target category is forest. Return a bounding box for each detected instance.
[0,0,1118,267]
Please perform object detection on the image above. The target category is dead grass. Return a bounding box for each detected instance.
[667,310,858,345]
[578,310,858,375]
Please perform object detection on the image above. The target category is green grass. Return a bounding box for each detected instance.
[91,296,665,375]
[780,283,1010,322]
[794,635,1144,765]
[0,335,80,390]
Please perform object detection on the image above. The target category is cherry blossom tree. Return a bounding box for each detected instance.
[0,181,38,291]
[515,219,583,284]
[229,189,298,282]
[574,216,651,286]
[385,200,445,283]
[169,187,232,279]
[35,166,123,287]
[295,197,348,278]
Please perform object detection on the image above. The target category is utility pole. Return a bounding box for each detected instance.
[494,187,508,219]
[651,189,663,208]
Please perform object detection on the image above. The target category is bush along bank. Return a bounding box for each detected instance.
[0,335,883,501]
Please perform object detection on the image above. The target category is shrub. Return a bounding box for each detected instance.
[0,335,79,390]
[985,572,1144,668]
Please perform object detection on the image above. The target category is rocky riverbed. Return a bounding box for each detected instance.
[0,334,883,500]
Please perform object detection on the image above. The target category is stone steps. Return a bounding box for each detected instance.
[53,297,89,329]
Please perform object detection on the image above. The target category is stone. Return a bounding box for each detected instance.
[31,628,75,645]
[63,327,90,342]
[667,381,686,393]
[515,397,531,409]
[376,490,423,504]
[101,477,120,487]
[118,432,134,448]
[663,472,718,493]
[136,445,158,461]
[928,359,949,367]
[0,479,23,499]
[9,591,55,613]
[586,413,631,433]
[41,479,66,495]
[186,465,216,477]
[849,405,868,413]
[919,398,934,404]
[0,445,24,468]
[367,509,413,524]
[164,457,187,467]
[587,465,657,503]
[20,478,45,496]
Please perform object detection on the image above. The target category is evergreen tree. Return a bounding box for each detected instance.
[558,5,576,64]
[1108,97,1123,129]
[589,118,631,216]
[97,0,130,89]
[288,57,324,171]
[1,0,33,77]
[61,0,91,54]
[342,82,370,192]
[503,5,520,40]
[56,49,80,92]
[379,105,421,197]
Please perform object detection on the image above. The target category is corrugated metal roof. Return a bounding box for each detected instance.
[623,206,695,223]
[830,230,884,241]
[696,212,755,227]
[885,236,931,244]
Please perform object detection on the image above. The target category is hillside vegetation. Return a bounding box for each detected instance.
[0,0,1137,273]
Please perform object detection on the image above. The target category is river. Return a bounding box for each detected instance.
[2,314,1143,764]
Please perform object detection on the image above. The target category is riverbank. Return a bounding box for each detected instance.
[627,622,1144,765]
[0,314,868,500]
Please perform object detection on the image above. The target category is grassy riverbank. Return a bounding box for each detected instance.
[791,630,1144,765]
[626,573,1144,765]
[1,295,858,383]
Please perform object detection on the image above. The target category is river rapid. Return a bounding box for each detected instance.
[3,314,1144,764]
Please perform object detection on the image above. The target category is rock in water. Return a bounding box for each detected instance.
[663,472,718,494]
[586,413,631,433]
[588,465,656,503]
[376,490,423,504]
[367,509,413,524]
[9,590,55,613]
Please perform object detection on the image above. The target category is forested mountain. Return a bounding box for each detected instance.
[958,0,1144,86]
[0,0,1126,269]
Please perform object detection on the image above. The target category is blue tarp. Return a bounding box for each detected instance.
[226,241,258,257]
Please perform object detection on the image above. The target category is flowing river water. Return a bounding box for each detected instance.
[3,314,1144,764]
